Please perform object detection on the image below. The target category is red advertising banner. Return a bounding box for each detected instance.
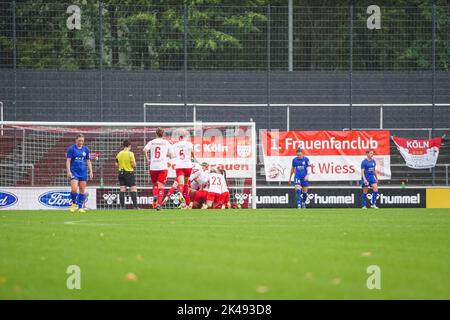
[392,136,442,169]
[261,130,391,181]
[167,136,252,178]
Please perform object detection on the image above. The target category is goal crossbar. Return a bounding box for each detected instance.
[0,121,256,127]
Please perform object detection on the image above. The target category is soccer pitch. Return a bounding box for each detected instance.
[0,209,449,300]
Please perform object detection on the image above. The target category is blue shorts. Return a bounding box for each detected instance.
[71,171,88,182]
[361,176,377,188]
[293,176,309,188]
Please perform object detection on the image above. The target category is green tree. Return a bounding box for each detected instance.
[3,0,449,71]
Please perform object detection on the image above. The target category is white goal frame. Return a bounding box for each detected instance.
[0,121,258,209]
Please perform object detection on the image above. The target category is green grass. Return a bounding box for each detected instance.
[0,208,450,300]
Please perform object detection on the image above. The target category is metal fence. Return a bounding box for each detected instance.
[0,2,449,125]
[1,2,450,186]
[2,3,449,72]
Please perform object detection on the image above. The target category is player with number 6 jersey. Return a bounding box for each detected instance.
[173,131,195,207]
[143,127,174,211]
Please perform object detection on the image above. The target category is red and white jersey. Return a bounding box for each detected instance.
[221,176,229,194]
[201,171,211,191]
[191,168,211,191]
[189,163,203,191]
[200,171,210,191]
[144,138,174,171]
[190,163,202,176]
[208,172,227,194]
[173,140,194,169]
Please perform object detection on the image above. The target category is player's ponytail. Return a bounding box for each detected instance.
[156,127,164,138]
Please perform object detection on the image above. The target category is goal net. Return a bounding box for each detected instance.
[0,122,257,210]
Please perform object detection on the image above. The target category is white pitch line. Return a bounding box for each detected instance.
[64,220,90,225]
[63,216,185,226]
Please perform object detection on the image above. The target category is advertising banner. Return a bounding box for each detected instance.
[97,188,154,209]
[426,188,450,208]
[164,136,252,179]
[261,130,391,182]
[392,136,442,169]
[254,188,425,208]
[97,187,252,209]
[0,187,427,210]
[0,187,97,210]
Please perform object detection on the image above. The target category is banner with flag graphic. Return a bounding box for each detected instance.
[392,136,442,169]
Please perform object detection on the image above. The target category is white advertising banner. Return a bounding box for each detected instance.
[0,187,97,210]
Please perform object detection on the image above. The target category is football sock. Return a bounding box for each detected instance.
[157,189,165,205]
[152,186,158,207]
[131,192,138,208]
[302,192,308,205]
[152,185,158,197]
[372,192,378,205]
[177,185,184,195]
[183,185,190,204]
[77,193,86,209]
[71,192,78,205]
[295,189,302,206]
[167,187,176,198]
[119,191,125,208]
[362,193,367,207]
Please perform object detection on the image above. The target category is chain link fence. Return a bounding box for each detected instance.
[1,2,450,186]
[0,3,449,123]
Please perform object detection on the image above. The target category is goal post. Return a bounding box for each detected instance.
[0,121,257,209]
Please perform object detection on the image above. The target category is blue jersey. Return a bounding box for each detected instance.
[67,144,90,176]
[361,158,376,180]
[292,156,310,178]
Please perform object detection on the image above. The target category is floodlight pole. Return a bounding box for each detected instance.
[288,0,293,72]
[184,3,188,121]
[12,1,17,120]
[432,3,436,186]
[267,4,271,130]
[349,4,354,130]
[0,101,3,135]
[99,1,104,121]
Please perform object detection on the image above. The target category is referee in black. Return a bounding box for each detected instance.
[116,140,139,209]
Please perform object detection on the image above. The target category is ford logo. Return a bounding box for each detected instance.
[0,191,18,209]
[38,191,72,208]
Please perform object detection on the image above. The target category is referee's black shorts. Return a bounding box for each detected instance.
[118,170,136,187]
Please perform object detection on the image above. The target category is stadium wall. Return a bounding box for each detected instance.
[1,70,450,129]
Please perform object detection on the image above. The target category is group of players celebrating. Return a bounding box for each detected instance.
[142,127,231,211]
[66,129,380,212]
[66,128,231,212]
